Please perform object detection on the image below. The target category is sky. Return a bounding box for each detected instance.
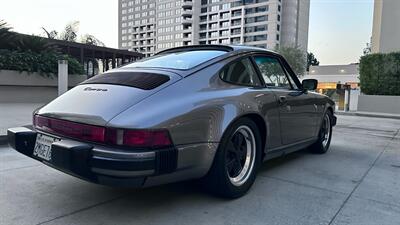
[0,0,374,65]
[308,0,373,65]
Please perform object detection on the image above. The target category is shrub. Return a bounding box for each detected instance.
[359,52,400,96]
[0,49,84,76]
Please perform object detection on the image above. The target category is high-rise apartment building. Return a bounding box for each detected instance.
[371,0,400,53]
[118,0,310,57]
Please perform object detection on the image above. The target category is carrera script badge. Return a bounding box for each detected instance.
[83,87,108,92]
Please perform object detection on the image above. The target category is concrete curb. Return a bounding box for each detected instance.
[336,111,400,120]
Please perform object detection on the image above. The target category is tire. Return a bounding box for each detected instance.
[310,110,333,154]
[203,117,262,198]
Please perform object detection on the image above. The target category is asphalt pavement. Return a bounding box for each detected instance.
[0,115,399,225]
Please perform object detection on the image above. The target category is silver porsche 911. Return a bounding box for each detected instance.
[8,45,336,198]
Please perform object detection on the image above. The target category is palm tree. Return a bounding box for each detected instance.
[59,21,79,42]
[81,34,105,47]
[42,27,58,39]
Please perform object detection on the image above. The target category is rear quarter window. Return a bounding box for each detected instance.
[219,58,262,87]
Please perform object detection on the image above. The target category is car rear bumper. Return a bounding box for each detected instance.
[7,127,217,187]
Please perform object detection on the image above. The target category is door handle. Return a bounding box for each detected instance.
[278,96,287,105]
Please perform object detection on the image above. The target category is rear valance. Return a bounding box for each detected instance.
[81,72,170,90]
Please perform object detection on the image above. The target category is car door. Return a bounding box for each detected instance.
[219,56,282,149]
[252,55,317,145]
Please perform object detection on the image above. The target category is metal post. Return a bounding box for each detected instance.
[112,53,116,68]
[344,85,351,112]
[58,60,68,96]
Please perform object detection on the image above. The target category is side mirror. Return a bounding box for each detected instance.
[302,79,318,91]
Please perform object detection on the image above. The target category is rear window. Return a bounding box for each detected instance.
[81,72,170,90]
[124,50,226,70]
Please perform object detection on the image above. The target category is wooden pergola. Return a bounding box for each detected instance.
[46,38,144,77]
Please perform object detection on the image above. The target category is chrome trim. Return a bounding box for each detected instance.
[92,148,155,160]
[92,168,155,177]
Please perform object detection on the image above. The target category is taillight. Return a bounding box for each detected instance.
[122,130,172,148]
[33,115,173,148]
[34,115,106,143]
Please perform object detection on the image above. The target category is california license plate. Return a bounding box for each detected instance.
[33,133,61,161]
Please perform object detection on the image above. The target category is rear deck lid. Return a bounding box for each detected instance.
[37,69,181,126]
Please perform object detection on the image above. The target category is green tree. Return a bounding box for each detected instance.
[0,20,84,76]
[307,52,319,71]
[1,20,56,53]
[275,45,306,76]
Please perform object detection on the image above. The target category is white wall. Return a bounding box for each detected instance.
[358,95,400,114]
[0,70,86,103]
[349,89,360,111]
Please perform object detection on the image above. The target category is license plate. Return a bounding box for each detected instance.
[33,133,61,161]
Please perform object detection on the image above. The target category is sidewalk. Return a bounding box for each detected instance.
[335,111,400,120]
[0,103,45,144]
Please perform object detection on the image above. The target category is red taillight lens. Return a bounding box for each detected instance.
[34,115,106,143]
[33,115,173,148]
[123,130,172,148]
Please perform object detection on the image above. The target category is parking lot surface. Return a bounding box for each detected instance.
[1,115,399,225]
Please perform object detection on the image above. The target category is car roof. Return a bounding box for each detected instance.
[156,44,278,56]
[121,45,283,78]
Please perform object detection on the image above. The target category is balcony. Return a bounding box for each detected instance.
[182,1,192,9]
[183,33,192,40]
[181,10,192,16]
[182,18,193,25]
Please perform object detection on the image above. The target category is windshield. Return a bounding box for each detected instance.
[124,50,227,70]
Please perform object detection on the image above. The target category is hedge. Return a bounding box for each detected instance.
[0,49,84,76]
[359,52,400,96]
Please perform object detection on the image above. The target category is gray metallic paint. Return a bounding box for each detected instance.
[35,46,335,186]
[37,69,182,126]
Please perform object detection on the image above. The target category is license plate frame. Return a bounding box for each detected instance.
[33,133,61,161]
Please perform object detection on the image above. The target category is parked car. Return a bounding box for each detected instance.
[8,45,336,198]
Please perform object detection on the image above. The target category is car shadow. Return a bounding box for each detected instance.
[85,149,313,205]
[258,148,311,174]
[76,148,313,202]
[9,148,319,224]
